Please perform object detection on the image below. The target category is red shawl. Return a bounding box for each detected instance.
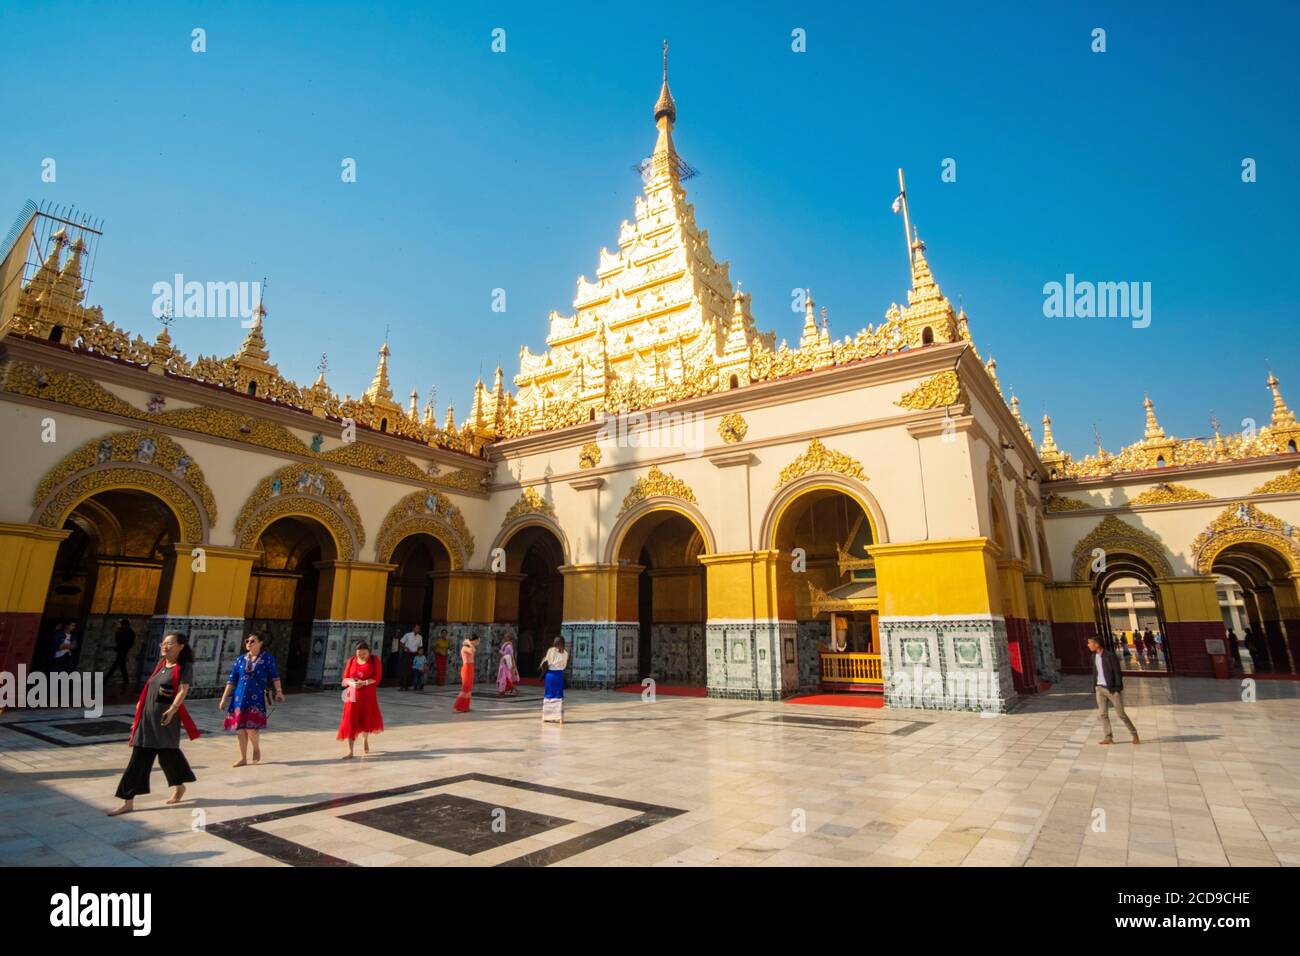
[129,659,201,745]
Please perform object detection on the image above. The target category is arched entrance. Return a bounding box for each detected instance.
[245,515,338,689]
[497,524,565,676]
[384,532,452,684]
[37,489,180,685]
[1210,543,1298,675]
[771,486,878,692]
[616,508,707,687]
[1091,557,1173,674]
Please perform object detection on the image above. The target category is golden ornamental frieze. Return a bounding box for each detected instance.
[432,467,488,492]
[34,466,208,545]
[374,489,474,567]
[578,442,601,469]
[717,413,748,444]
[986,457,1001,490]
[620,465,698,515]
[234,464,364,558]
[32,429,217,540]
[319,441,425,481]
[1070,515,1172,581]
[1253,467,1300,495]
[1130,482,1212,506]
[1190,502,1300,574]
[776,438,867,489]
[503,487,556,524]
[1043,493,1092,512]
[895,371,967,411]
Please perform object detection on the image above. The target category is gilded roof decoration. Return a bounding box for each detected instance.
[1252,467,1300,495]
[0,361,495,490]
[620,464,697,515]
[234,464,364,559]
[776,438,867,489]
[503,487,556,524]
[578,442,602,469]
[1044,382,1300,480]
[895,371,967,411]
[1070,515,1173,581]
[718,413,748,444]
[1043,493,1092,512]
[374,489,475,567]
[1130,482,1212,506]
[1191,502,1300,574]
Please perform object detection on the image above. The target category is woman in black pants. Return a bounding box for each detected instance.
[108,632,201,816]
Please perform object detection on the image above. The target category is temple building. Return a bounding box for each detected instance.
[2,58,1298,711]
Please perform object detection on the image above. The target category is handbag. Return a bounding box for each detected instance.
[538,658,549,677]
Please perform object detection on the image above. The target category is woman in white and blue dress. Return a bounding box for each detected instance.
[540,637,569,723]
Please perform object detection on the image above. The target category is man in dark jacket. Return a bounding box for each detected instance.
[1088,636,1140,745]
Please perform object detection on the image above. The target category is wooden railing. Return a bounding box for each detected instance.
[819,652,883,684]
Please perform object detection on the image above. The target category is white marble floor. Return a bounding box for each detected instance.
[0,675,1297,867]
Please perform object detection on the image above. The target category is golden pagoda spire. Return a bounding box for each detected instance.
[799,289,819,349]
[364,341,394,404]
[1267,372,1296,426]
[444,403,456,431]
[1143,394,1166,440]
[408,387,419,420]
[1040,412,1060,456]
[985,355,1001,395]
[1010,394,1032,443]
[236,301,270,362]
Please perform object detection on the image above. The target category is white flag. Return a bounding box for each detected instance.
[891,194,903,214]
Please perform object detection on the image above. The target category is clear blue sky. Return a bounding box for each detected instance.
[3,0,1296,456]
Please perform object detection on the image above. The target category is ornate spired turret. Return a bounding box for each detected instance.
[1265,372,1300,450]
[408,387,419,421]
[1038,412,1070,477]
[1010,394,1032,444]
[232,301,280,396]
[1137,394,1176,467]
[363,341,403,431]
[898,228,960,349]
[799,290,819,350]
[15,227,104,340]
[1143,395,1165,440]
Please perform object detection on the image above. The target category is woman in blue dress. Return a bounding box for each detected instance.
[218,632,284,766]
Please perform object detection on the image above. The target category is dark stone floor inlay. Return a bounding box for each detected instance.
[53,719,136,737]
[340,793,573,854]
[204,772,687,867]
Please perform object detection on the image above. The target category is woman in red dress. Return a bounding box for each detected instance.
[452,634,479,712]
[338,641,383,758]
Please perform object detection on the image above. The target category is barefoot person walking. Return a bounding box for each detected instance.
[108,633,200,816]
[218,633,284,767]
[452,634,479,712]
[540,637,569,724]
[338,641,383,758]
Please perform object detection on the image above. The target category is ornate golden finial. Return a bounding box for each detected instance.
[654,39,676,125]
[444,403,456,431]
[1211,412,1226,460]
[1267,372,1296,426]
[408,387,419,420]
[985,355,1001,395]
[1143,394,1166,440]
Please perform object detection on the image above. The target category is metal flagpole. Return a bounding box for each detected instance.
[898,168,914,269]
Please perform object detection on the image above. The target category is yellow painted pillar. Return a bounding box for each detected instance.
[558,563,641,688]
[1154,575,1222,677]
[1047,581,1097,674]
[868,538,1015,713]
[0,523,69,671]
[302,560,396,687]
[699,550,790,698]
[158,544,261,619]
